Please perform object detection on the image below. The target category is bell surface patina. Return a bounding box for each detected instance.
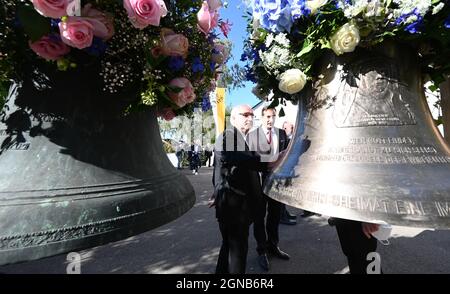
[0,65,195,265]
[265,43,450,229]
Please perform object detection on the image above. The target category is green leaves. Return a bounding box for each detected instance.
[297,40,314,58]
[17,4,50,42]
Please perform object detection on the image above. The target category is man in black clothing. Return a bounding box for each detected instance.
[329,218,380,274]
[212,104,268,274]
[247,107,290,271]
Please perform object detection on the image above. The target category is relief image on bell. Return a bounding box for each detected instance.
[333,58,416,128]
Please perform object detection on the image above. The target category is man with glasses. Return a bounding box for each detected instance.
[211,104,268,274]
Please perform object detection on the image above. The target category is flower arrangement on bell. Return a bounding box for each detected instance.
[0,0,231,119]
[242,0,450,105]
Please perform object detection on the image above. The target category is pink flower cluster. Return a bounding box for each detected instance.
[27,0,226,119]
[197,0,222,35]
[123,0,167,29]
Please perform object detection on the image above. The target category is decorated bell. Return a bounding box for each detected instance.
[0,66,195,265]
[265,43,450,229]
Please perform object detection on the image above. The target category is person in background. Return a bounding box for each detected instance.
[328,218,381,274]
[175,141,185,169]
[204,143,213,167]
[189,140,202,175]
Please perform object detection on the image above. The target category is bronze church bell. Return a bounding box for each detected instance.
[0,65,195,265]
[265,43,450,229]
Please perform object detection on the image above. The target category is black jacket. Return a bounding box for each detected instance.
[212,127,267,223]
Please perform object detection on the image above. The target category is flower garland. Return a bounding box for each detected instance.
[243,0,450,105]
[0,0,232,119]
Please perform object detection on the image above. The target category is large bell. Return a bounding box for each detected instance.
[0,65,195,265]
[265,42,450,228]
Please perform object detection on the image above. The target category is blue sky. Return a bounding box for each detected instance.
[220,0,260,108]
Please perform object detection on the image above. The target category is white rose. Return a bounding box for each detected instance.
[330,22,360,56]
[278,69,307,95]
[306,0,328,15]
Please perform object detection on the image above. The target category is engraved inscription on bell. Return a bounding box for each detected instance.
[265,44,450,228]
[332,57,416,127]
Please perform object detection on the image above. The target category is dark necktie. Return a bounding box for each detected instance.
[267,129,272,145]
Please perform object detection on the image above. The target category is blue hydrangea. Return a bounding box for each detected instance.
[289,0,310,20]
[168,56,185,72]
[253,0,294,33]
[192,57,205,73]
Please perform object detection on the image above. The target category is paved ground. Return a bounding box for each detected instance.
[1,167,450,274]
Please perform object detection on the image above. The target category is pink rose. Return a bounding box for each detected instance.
[160,28,189,58]
[197,1,219,35]
[59,16,109,49]
[123,0,168,29]
[157,108,176,121]
[82,4,115,40]
[168,78,196,108]
[32,0,69,19]
[29,36,70,61]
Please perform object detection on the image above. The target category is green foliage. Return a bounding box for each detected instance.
[244,0,450,106]
[1,0,225,118]
[16,4,50,42]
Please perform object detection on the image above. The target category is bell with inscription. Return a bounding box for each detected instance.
[265,42,450,228]
[0,65,195,265]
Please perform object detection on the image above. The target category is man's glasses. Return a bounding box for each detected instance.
[239,112,254,118]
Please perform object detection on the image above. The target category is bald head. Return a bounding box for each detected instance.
[231,104,254,135]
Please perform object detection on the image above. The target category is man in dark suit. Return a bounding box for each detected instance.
[328,218,380,274]
[247,106,290,271]
[212,104,268,274]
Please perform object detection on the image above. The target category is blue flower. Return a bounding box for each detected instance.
[405,18,423,34]
[168,56,185,72]
[395,8,419,25]
[245,65,257,82]
[254,0,293,33]
[210,61,216,72]
[202,95,212,112]
[249,48,262,63]
[394,8,424,34]
[50,19,61,29]
[445,15,450,29]
[84,37,107,56]
[290,0,310,20]
[192,57,205,73]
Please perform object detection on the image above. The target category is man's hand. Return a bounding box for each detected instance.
[208,193,216,208]
[362,222,380,239]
